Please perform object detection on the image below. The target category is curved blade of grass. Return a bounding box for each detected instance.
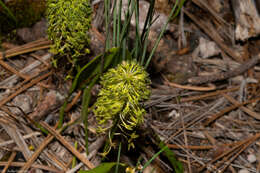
[72,141,78,168]
[119,0,136,43]
[144,0,186,69]
[0,0,17,23]
[141,145,168,172]
[115,142,122,173]
[140,0,156,65]
[112,0,117,47]
[140,31,150,65]
[134,0,141,60]
[135,156,143,171]
[140,11,154,65]
[140,0,155,42]
[120,0,136,60]
[172,0,186,19]
[58,99,69,128]
[122,39,127,60]
[15,105,49,135]
[82,75,99,155]
[105,0,111,50]
[101,117,120,158]
[116,0,122,46]
[141,15,162,66]
[159,141,183,173]
[72,47,121,93]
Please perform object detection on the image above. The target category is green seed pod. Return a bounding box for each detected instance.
[94,60,151,134]
[46,0,92,66]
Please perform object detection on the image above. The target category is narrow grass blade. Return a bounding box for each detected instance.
[101,117,120,158]
[112,0,117,47]
[105,0,111,50]
[18,107,49,134]
[58,99,69,128]
[82,75,99,155]
[122,39,126,60]
[159,142,183,173]
[140,31,150,66]
[72,141,78,168]
[115,142,122,173]
[120,0,136,61]
[119,0,135,43]
[140,14,153,65]
[173,0,186,19]
[141,145,168,172]
[116,0,122,46]
[0,0,17,23]
[134,0,141,60]
[140,0,155,42]
[145,0,183,69]
[140,0,155,65]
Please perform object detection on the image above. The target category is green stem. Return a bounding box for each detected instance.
[144,0,180,69]
[82,75,99,155]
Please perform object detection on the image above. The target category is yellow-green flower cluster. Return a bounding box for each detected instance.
[94,60,151,133]
[47,0,91,62]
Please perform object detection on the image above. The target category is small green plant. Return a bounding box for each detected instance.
[56,0,185,171]
[92,0,186,152]
[46,0,92,69]
[93,60,150,146]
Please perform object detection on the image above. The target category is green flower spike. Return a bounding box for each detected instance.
[47,0,92,65]
[94,60,151,135]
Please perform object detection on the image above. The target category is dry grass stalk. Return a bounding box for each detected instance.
[0,38,51,59]
[40,122,95,169]
[0,123,32,160]
[0,161,61,172]
[0,71,52,108]
[1,151,16,173]
[203,96,260,126]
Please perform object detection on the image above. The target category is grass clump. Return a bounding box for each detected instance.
[56,0,185,169]
[92,0,185,151]
[46,0,92,70]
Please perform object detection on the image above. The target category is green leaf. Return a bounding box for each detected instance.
[159,142,183,173]
[79,162,127,173]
